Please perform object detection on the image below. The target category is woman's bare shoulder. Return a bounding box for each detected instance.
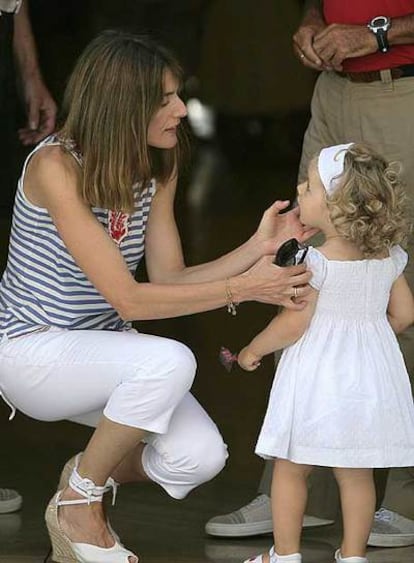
[28,144,80,179]
[24,144,82,207]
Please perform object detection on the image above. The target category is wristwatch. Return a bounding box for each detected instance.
[367,16,391,53]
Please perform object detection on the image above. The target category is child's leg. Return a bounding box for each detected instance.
[333,467,375,557]
[272,459,313,555]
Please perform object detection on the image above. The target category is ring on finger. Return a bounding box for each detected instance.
[294,287,298,298]
[300,53,305,59]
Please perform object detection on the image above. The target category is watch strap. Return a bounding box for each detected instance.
[375,29,389,53]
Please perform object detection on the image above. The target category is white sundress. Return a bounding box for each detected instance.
[255,245,414,468]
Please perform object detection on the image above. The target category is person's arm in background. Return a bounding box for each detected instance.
[13,0,56,145]
[313,10,414,72]
[293,0,326,70]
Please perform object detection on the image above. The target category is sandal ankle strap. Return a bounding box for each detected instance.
[105,476,119,506]
[70,454,119,506]
[68,468,112,505]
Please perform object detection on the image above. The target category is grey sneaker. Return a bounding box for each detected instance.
[367,507,414,547]
[0,489,22,514]
[205,494,334,537]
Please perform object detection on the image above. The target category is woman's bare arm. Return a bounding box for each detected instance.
[145,173,314,284]
[24,147,312,321]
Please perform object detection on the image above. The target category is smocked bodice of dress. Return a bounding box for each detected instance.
[307,245,407,321]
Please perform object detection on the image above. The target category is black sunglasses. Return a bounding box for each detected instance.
[274,238,308,267]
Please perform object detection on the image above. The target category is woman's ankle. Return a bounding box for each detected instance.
[58,486,107,526]
[60,486,84,501]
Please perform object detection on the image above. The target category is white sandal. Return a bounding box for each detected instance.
[334,549,368,562]
[58,452,119,504]
[243,546,302,562]
[58,452,121,544]
[45,467,138,563]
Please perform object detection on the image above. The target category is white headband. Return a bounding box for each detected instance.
[318,143,354,194]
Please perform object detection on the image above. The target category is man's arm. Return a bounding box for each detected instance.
[304,1,322,13]
[13,0,56,145]
[293,0,326,70]
[313,12,414,72]
[388,14,414,45]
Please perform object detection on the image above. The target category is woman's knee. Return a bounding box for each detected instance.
[142,429,228,500]
[191,431,229,485]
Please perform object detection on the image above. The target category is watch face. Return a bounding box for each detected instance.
[372,16,389,29]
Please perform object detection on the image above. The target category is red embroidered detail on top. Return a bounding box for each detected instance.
[108,210,129,245]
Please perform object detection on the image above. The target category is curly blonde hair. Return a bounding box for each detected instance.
[325,143,412,257]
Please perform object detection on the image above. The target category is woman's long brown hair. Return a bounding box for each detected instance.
[59,30,189,213]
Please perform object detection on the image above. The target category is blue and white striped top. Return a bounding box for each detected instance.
[0,134,156,338]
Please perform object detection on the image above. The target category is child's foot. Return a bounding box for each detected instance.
[243,553,271,563]
[334,549,368,562]
[243,546,302,562]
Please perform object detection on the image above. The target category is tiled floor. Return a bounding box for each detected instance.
[0,132,413,563]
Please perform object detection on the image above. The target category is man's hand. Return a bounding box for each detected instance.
[293,19,326,70]
[17,73,57,145]
[293,3,326,71]
[13,1,57,146]
[313,24,378,71]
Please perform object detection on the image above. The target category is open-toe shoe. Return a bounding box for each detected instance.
[57,452,121,544]
[45,466,137,563]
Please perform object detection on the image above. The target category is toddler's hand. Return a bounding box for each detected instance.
[237,347,262,371]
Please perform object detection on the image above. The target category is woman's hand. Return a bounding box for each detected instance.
[238,347,262,372]
[232,256,312,310]
[254,201,318,256]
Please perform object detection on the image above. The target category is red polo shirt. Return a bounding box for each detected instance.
[324,0,414,71]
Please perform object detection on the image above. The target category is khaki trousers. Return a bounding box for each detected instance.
[259,70,414,520]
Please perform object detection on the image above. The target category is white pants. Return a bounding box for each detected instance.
[0,327,228,499]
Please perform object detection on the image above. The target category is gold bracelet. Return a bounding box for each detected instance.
[225,278,238,316]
